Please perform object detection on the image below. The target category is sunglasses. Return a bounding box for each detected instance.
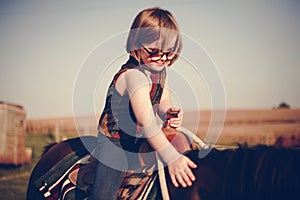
[142,45,176,61]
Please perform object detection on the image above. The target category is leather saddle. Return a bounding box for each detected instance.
[68,127,193,199]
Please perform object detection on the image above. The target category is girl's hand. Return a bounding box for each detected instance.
[166,107,183,128]
[168,155,197,188]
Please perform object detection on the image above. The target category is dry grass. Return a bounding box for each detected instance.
[183,109,300,146]
[26,115,98,140]
[27,109,300,147]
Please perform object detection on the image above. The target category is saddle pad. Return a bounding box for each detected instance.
[34,154,90,199]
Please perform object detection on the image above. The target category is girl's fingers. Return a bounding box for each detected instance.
[186,169,196,182]
[169,117,182,126]
[170,174,179,188]
[180,170,192,187]
[169,120,180,126]
[188,159,197,169]
[175,173,187,188]
[170,168,196,188]
[169,156,197,188]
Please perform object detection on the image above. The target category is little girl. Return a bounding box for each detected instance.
[89,7,197,199]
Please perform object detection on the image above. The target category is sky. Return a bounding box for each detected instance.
[0,0,300,119]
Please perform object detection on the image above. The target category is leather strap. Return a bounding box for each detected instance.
[156,153,170,200]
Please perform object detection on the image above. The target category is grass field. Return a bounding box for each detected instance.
[0,134,58,200]
[183,109,300,146]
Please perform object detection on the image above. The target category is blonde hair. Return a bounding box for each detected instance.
[126,7,182,66]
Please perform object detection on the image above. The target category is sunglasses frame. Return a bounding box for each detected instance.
[141,45,175,61]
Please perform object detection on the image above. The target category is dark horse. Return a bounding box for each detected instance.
[27,136,300,200]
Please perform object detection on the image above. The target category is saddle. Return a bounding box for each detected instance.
[68,156,159,200]
[35,127,200,200]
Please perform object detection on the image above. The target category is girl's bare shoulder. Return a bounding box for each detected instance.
[124,68,149,84]
[115,68,149,95]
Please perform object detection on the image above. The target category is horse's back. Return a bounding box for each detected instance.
[167,146,300,200]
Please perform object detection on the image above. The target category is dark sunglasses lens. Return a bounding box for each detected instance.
[167,52,175,59]
[150,53,162,60]
[152,52,175,60]
[144,46,176,61]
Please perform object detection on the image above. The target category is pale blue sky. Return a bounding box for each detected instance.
[1,0,300,118]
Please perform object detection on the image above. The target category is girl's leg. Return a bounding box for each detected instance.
[89,160,125,200]
[89,134,128,200]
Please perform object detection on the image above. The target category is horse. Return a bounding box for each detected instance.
[26,136,99,200]
[27,136,300,200]
[167,145,300,200]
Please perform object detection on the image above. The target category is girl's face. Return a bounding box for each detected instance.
[139,40,176,72]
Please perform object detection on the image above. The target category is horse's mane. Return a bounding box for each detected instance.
[185,144,300,199]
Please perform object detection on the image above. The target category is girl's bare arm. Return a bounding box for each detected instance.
[122,69,197,188]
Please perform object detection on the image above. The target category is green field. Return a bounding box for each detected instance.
[0,134,57,200]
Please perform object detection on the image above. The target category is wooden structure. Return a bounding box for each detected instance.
[0,101,32,165]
